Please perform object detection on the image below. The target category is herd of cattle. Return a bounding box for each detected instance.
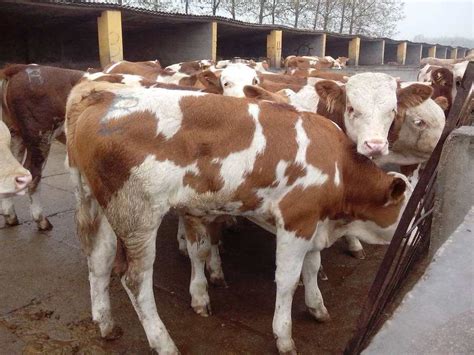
[0,52,471,354]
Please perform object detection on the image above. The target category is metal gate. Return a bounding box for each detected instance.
[345,61,474,354]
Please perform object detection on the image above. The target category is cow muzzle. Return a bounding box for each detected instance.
[363,139,389,157]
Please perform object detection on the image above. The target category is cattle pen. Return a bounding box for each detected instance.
[0,1,471,70]
[1,1,474,354]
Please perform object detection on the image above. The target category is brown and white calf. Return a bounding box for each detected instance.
[104,59,202,87]
[198,63,260,97]
[66,80,410,354]
[165,59,214,74]
[274,73,433,157]
[1,64,83,229]
[0,121,32,198]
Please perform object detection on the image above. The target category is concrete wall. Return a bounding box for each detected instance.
[0,22,99,69]
[384,43,398,64]
[457,48,467,58]
[431,126,474,258]
[325,37,350,59]
[124,23,213,66]
[359,40,384,65]
[217,31,268,60]
[436,46,447,59]
[406,43,422,65]
[282,33,325,57]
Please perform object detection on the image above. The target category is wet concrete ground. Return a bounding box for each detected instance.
[0,142,388,354]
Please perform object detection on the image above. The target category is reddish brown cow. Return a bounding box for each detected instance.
[1,64,83,229]
[66,79,410,354]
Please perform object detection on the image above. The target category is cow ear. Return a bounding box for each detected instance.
[197,70,221,93]
[243,85,287,103]
[315,80,345,112]
[386,177,406,205]
[397,83,433,109]
[434,96,449,111]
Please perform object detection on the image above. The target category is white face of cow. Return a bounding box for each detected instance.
[344,73,399,157]
[0,121,32,197]
[390,97,445,163]
[220,64,260,98]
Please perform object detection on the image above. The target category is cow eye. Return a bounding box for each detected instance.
[456,81,461,87]
[414,119,427,128]
[252,78,258,85]
[347,106,354,114]
[223,82,230,87]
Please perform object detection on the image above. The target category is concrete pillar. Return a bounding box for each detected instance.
[431,126,474,258]
[267,30,282,68]
[397,42,407,65]
[406,43,422,65]
[97,10,123,67]
[348,37,360,66]
[450,48,458,59]
[428,45,436,58]
[211,22,217,62]
[359,39,384,65]
[436,46,447,59]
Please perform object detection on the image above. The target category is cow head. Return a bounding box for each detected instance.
[335,57,349,69]
[349,171,412,245]
[376,96,447,166]
[0,121,32,197]
[316,73,432,157]
[198,64,260,97]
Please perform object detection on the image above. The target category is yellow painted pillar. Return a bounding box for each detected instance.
[348,37,360,66]
[450,48,458,59]
[320,33,327,57]
[397,42,407,65]
[211,22,217,62]
[266,30,282,68]
[97,10,123,68]
[428,45,436,58]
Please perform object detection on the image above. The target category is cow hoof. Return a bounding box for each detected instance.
[210,276,228,288]
[318,268,328,281]
[279,350,297,355]
[37,217,53,231]
[307,307,331,322]
[193,303,212,317]
[5,215,19,226]
[103,325,123,340]
[350,249,366,259]
[276,339,297,355]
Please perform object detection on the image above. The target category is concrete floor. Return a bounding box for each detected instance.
[365,207,474,354]
[0,142,389,354]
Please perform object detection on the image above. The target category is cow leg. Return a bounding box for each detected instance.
[206,221,226,287]
[24,133,53,231]
[344,235,366,259]
[1,198,19,226]
[88,214,122,339]
[302,250,330,322]
[120,222,178,354]
[185,217,212,317]
[28,184,52,231]
[176,213,188,256]
[273,230,311,355]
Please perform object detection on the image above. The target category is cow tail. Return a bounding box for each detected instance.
[70,166,100,256]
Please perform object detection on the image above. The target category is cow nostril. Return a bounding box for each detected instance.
[15,175,32,189]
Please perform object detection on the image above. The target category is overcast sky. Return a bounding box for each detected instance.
[394,0,473,40]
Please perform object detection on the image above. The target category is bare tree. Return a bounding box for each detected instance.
[339,0,347,33]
